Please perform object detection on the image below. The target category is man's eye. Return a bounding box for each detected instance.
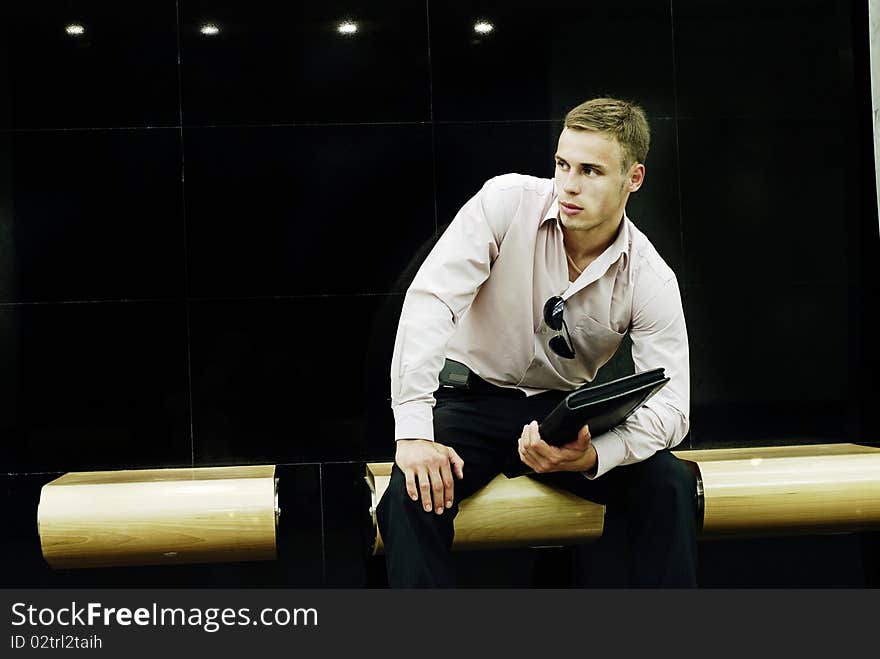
[556,161,568,170]
[583,167,594,176]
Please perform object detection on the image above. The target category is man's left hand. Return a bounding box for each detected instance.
[518,420,597,474]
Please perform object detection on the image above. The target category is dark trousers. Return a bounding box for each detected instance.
[376,383,698,588]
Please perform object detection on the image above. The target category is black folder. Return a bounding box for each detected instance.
[503,368,670,478]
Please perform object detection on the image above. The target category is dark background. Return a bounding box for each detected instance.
[1,0,878,587]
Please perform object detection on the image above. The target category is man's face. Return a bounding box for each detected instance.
[553,128,643,233]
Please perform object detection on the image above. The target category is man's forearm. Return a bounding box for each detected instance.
[586,401,688,479]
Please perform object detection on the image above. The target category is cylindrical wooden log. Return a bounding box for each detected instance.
[366,463,604,554]
[368,444,880,550]
[38,465,278,569]
[674,444,880,537]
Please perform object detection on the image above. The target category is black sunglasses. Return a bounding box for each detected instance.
[543,295,576,359]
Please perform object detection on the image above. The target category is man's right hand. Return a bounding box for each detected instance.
[395,439,465,515]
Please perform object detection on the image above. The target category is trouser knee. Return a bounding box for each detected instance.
[631,452,698,516]
[376,467,413,530]
[376,466,456,540]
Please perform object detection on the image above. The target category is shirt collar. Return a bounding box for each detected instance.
[541,197,559,226]
[542,188,633,300]
[543,187,632,264]
[605,210,631,267]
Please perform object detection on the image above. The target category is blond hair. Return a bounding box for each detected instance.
[564,97,650,173]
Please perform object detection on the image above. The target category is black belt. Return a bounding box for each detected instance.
[439,359,525,398]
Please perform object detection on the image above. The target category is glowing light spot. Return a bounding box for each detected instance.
[474,21,494,34]
[338,21,358,35]
[200,23,220,36]
[65,24,85,36]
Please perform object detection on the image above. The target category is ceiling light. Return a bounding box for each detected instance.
[338,20,358,35]
[474,21,494,34]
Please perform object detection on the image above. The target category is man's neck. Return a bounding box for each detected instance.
[562,214,624,262]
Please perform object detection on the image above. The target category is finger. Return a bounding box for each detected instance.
[518,443,536,470]
[520,443,546,473]
[532,441,553,471]
[447,447,465,480]
[562,430,591,452]
[429,466,445,514]
[519,426,532,461]
[528,425,551,453]
[520,432,541,468]
[529,420,545,446]
[417,468,433,512]
[404,469,418,501]
[529,432,561,469]
[576,424,591,446]
[558,425,590,452]
[439,461,454,509]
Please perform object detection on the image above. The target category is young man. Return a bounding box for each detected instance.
[377,97,696,587]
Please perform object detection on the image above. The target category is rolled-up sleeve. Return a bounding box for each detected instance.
[390,178,513,441]
[585,273,690,479]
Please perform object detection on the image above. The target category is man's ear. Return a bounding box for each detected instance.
[627,163,645,192]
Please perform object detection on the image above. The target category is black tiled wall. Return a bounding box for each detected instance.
[1,0,877,587]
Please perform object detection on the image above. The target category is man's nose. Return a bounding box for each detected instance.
[563,171,580,194]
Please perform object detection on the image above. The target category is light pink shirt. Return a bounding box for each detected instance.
[390,173,690,478]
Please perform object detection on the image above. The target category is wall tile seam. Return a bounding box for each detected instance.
[318,462,327,584]
[0,293,406,307]
[871,0,880,233]
[0,298,184,307]
[4,460,388,477]
[173,0,196,468]
[13,115,864,133]
[1,118,701,133]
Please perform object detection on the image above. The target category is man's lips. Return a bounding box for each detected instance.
[560,201,583,216]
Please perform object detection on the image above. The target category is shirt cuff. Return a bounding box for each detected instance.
[582,430,627,480]
[393,400,435,442]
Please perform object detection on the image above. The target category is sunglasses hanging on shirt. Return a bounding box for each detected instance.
[543,295,576,359]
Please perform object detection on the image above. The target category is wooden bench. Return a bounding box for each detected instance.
[366,443,880,553]
[37,465,278,569]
